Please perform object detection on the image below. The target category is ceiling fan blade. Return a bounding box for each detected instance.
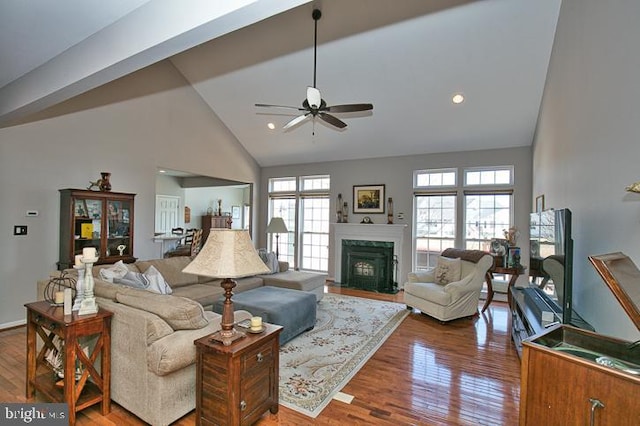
[307,87,322,109]
[255,103,305,111]
[283,113,311,130]
[325,103,373,113]
[319,112,347,129]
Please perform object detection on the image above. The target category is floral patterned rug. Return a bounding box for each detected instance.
[278,293,409,418]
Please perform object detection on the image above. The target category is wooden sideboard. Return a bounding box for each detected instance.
[201,214,232,243]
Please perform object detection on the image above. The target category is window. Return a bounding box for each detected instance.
[414,194,456,270]
[412,166,514,270]
[464,193,512,251]
[268,175,330,272]
[414,169,456,188]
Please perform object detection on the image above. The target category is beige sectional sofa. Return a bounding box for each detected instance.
[36,256,325,425]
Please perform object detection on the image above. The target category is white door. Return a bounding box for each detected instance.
[155,195,180,233]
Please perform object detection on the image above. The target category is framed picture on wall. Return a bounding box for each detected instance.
[353,184,385,214]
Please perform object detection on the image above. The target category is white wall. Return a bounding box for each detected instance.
[0,60,261,327]
[261,146,532,284]
[532,0,640,340]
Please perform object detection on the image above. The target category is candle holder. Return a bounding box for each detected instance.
[72,264,85,311]
[78,256,99,315]
[43,272,76,306]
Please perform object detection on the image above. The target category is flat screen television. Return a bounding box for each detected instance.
[529,208,590,328]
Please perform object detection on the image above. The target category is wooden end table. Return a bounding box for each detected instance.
[482,265,526,312]
[25,301,112,425]
[194,323,282,426]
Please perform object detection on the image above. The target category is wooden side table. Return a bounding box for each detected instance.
[482,265,525,312]
[25,301,113,425]
[195,323,282,426]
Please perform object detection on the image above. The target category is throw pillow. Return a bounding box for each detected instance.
[434,256,462,285]
[98,260,129,283]
[258,248,279,274]
[265,251,279,274]
[114,266,173,295]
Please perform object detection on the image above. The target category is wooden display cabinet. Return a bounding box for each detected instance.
[58,189,135,270]
[194,323,281,426]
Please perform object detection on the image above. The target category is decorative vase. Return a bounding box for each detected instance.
[217,199,222,216]
[387,197,394,224]
[336,193,343,223]
[99,172,112,191]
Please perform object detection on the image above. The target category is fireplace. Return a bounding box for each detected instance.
[341,240,397,293]
[333,223,407,288]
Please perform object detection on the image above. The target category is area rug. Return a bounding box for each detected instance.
[278,293,409,418]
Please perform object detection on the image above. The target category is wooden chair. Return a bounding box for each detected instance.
[165,229,203,257]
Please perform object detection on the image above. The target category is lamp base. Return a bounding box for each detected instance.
[209,328,246,346]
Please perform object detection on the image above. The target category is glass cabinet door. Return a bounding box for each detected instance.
[73,198,102,256]
[106,199,132,257]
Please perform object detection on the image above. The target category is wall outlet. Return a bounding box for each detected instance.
[14,225,27,235]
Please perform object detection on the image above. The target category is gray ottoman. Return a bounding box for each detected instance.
[213,286,317,344]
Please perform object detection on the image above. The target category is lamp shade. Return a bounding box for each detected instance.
[182,229,269,278]
[266,217,289,234]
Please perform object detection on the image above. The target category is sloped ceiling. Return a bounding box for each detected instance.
[0,0,561,167]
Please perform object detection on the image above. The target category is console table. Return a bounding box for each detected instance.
[25,301,112,425]
[194,323,282,426]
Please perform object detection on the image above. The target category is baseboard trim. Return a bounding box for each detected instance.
[0,319,26,331]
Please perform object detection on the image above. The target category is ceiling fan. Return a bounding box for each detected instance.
[255,8,373,131]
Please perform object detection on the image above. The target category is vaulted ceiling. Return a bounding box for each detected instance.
[0,0,561,167]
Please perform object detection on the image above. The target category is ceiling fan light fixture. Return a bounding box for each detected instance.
[254,8,373,132]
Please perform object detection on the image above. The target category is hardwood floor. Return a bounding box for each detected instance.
[1,286,521,425]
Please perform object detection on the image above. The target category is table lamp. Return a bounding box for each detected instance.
[183,229,269,345]
[266,217,289,259]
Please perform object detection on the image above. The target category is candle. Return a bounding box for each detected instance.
[55,291,64,304]
[82,247,96,259]
[75,254,83,266]
[250,316,262,330]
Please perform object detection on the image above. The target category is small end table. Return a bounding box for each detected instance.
[25,301,112,425]
[482,265,526,312]
[195,323,282,426]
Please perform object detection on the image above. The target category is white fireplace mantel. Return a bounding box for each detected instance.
[332,223,407,283]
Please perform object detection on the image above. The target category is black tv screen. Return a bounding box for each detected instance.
[529,208,573,324]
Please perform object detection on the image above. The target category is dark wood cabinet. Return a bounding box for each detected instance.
[58,189,135,270]
[195,324,281,426]
[201,214,232,244]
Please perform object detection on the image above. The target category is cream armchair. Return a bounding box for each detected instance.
[404,249,493,322]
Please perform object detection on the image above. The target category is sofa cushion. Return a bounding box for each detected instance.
[434,256,461,284]
[136,257,198,288]
[115,290,208,330]
[146,310,252,376]
[113,266,173,295]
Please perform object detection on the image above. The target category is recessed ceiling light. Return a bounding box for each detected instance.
[159,169,166,174]
[267,122,276,130]
[452,93,465,104]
